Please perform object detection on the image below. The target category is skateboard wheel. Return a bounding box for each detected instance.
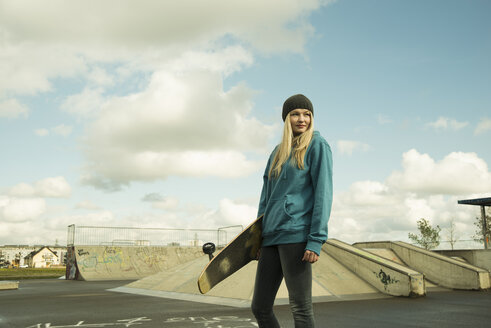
[202,242,216,260]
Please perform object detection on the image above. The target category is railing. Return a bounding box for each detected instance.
[408,239,486,250]
[433,239,485,250]
[67,224,243,248]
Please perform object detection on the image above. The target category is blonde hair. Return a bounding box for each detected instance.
[269,111,314,178]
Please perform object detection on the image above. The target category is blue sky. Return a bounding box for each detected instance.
[1,0,490,247]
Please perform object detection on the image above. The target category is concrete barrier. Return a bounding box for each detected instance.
[324,239,425,297]
[0,281,19,290]
[71,246,203,281]
[435,249,491,272]
[353,241,491,290]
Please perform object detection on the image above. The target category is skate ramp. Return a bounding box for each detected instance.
[325,239,425,297]
[112,242,410,307]
[360,247,441,290]
[435,249,491,272]
[363,248,406,265]
[0,281,19,290]
[72,246,202,281]
[353,241,491,290]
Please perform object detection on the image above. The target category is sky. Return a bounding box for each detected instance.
[1,0,490,247]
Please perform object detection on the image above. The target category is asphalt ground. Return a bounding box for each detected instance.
[0,279,490,328]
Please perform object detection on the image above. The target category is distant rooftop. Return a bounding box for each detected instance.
[1,245,65,248]
[458,197,491,206]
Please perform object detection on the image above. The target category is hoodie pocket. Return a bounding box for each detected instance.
[264,197,294,233]
[283,195,303,221]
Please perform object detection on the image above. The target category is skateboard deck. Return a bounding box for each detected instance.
[198,215,263,294]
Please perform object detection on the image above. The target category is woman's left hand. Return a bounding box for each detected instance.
[302,250,319,263]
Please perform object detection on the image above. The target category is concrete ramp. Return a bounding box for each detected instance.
[353,241,491,290]
[363,248,406,265]
[0,281,19,290]
[71,246,202,281]
[362,247,440,290]
[113,245,397,307]
[325,240,425,297]
[435,249,491,272]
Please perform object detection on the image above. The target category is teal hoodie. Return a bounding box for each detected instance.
[257,131,333,255]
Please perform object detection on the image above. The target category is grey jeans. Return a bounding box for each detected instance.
[251,243,314,328]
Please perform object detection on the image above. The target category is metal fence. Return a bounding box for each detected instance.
[67,224,243,247]
[408,239,485,250]
[66,225,486,250]
[433,239,485,250]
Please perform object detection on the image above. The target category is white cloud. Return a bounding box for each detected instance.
[35,177,72,198]
[52,124,73,137]
[0,42,87,97]
[152,197,180,211]
[35,128,50,136]
[140,196,257,229]
[335,191,483,245]
[337,140,370,155]
[330,184,487,245]
[7,183,36,197]
[11,197,256,245]
[474,118,491,135]
[404,197,437,223]
[426,117,468,131]
[0,1,328,52]
[44,211,116,230]
[0,196,46,222]
[82,150,264,191]
[331,181,410,240]
[141,193,165,202]
[387,149,491,195]
[328,149,491,244]
[34,125,73,137]
[0,1,331,99]
[342,181,397,207]
[188,198,258,229]
[80,57,275,190]
[1,1,332,191]
[74,201,102,210]
[0,220,52,245]
[141,193,180,211]
[9,176,72,198]
[167,46,254,76]
[0,98,29,119]
[87,67,114,87]
[216,198,258,227]
[60,88,106,119]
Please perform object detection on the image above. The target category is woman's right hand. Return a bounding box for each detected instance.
[302,250,319,263]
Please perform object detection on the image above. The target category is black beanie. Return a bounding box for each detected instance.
[282,94,314,121]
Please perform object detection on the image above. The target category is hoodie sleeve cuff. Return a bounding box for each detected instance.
[305,239,323,256]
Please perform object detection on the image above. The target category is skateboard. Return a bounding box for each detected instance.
[197,215,263,294]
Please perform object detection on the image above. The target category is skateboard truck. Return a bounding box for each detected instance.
[202,242,216,260]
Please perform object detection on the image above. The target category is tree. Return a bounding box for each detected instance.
[473,214,491,247]
[408,218,441,250]
[446,219,460,250]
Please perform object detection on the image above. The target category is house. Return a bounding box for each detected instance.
[24,247,59,268]
[0,245,36,268]
[0,245,66,268]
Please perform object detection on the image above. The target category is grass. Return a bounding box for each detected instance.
[0,267,66,280]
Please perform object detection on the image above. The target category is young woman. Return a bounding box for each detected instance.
[251,94,333,328]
